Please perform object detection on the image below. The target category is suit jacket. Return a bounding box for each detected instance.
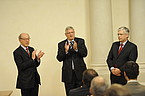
[107,41,138,73]
[13,46,40,89]
[69,85,91,96]
[124,82,145,96]
[57,37,87,83]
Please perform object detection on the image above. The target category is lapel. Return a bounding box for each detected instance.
[114,42,120,58]
[117,41,129,57]
[19,46,31,57]
[74,37,78,43]
[28,46,33,57]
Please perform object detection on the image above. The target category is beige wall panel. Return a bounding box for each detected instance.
[130,0,145,63]
[111,0,130,41]
[89,0,113,65]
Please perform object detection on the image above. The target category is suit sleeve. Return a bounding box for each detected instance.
[13,51,40,71]
[77,39,87,57]
[128,44,138,61]
[106,43,114,71]
[56,42,67,62]
[34,58,40,67]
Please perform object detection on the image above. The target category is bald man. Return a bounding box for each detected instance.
[90,76,108,96]
[13,33,44,96]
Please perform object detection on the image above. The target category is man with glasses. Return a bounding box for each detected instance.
[13,33,44,96]
[57,26,88,96]
[106,26,138,85]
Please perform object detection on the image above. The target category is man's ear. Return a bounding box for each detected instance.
[124,72,128,80]
[124,72,126,77]
[89,88,92,95]
[82,80,84,84]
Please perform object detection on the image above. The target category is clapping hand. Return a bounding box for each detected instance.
[32,50,37,60]
[37,51,45,60]
[73,41,78,50]
[65,42,70,53]
[32,50,44,60]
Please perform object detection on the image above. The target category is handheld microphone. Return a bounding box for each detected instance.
[70,41,74,46]
[70,41,74,49]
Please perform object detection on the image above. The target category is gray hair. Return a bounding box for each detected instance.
[90,76,108,96]
[65,26,74,32]
[118,26,129,34]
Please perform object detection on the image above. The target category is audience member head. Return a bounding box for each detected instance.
[124,61,139,80]
[90,76,108,96]
[82,69,98,87]
[105,84,131,96]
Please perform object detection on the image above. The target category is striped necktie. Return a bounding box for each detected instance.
[26,47,30,55]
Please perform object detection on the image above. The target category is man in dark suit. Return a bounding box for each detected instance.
[124,61,145,96]
[56,26,88,96]
[13,33,44,96]
[106,26,138,85]
[69,69,98,96]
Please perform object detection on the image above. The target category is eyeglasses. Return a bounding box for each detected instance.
[65,32,75,34]
[20,38,31,40]
[117,33,125,36]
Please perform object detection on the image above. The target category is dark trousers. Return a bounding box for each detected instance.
[111,73,127,85]
[21,84,39,96]
[64,70,83,96]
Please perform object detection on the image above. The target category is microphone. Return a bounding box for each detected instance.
[70,41,74,46]
[70,41,74,49]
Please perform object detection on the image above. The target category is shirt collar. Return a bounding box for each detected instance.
[128,80,137,83]
[120,40,128,46]
[67,39,74,43]
[20,45,28,50]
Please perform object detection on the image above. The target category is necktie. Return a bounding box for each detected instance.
[26,47,30,55]
[70,41,74,69]
[118,44,123,55]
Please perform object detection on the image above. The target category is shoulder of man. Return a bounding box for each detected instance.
[75,37,84,40]
[28,46,34,50]
[113,41,120,44]
[13,45,22,53]
[74,37,85,43]
[127,41,137,47]
[58,39,67,45]
[112,41,120,46]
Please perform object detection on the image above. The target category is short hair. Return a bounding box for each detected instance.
[124,61,139,79]
[18,33,29,39]
[82,69,98,87]
[90,76,108,96]
[65,26,74,32]
[118,26,129,34]
[105,84,131,96]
